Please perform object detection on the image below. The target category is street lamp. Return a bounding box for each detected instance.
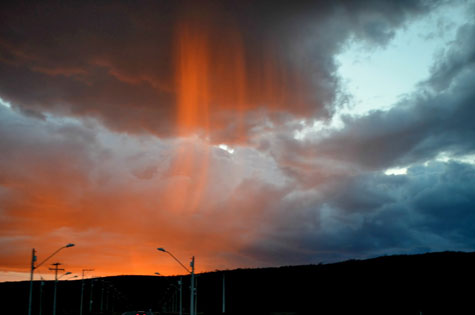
[39,277,45,315]
[157,248,195,315]
[154,272,161,276]
[28,243,75,315]
[178,277,183,315]
[59,271,72,279]
[50,266,71,315]
[80,269,94,315]
[89,279,97,313]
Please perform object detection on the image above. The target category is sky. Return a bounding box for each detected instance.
[1,0,475,282]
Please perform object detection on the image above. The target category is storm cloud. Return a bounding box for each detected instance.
[243,162,475,266]
[0,0,441,141]
[0,0,474,279]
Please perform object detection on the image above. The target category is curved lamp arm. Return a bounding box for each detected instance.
[36,243,75,269]
[58,272,72,280]
[157,248,191,274]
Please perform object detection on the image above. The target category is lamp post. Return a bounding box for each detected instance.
[27,243,75,315]
[100,279,105,313]
[38,278,45,315]
[222,274,226,314]
[89,279,96,313]
[50,266,71,315]
[157,248,195,315]
[178,277,183,315]
[154,272,161,276]
[80,269,94,315]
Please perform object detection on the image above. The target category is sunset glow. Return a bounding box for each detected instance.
[1,0,475,282]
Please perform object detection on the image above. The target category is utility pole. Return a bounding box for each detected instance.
[179,277,183,315]
[190,256,195,315]
[105,283,110,312]
[174,287,178,313]
[222,274,226,313]
[49,263,64,315]
[39,278,45,315]
[80,269,94,315]
[28,249,36,315]
[100,279,105,313]
[194,275,198,315]
[89,279,95,313]
[111,287,116,312]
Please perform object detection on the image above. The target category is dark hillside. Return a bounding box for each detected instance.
[2,251,475,315]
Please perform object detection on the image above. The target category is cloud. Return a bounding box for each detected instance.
[240,161,475,266]
[428,22,475,90]
[0,105,293,274]
[267,22,475,180]
[236,18,475,265]
[1,0,474,279]
[0,0,441,142]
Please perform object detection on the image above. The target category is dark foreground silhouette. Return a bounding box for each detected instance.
[3,251,475,315]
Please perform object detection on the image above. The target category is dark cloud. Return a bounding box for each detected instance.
[429,22,475,90]
[240,161,475,266]
[326,64,475,169]
[0,0,441,141]
[267,22,475,180]
[237,23,475,269]
[410,162,475,239]
[238,17,475,262]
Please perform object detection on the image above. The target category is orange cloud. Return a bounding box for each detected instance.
[0,110,294,280]
[1,0,452,282]
[0,1,327,144]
